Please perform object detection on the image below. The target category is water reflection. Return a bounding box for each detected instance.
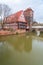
[14,36,32,52]
[0,36,32,65]
[0,35,43,65]
[0,41,15,65]
[24,36,32,52]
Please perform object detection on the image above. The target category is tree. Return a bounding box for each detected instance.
[0,4,11,18]
[0,4,11,29]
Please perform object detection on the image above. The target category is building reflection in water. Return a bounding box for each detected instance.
[0,36,32,65]
[14,36,32,52]
[0,35,32,52]
[24,36,32,52]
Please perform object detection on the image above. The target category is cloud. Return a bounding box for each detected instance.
[0,0,43,23]
[0,0,22,5]
[34,3,43,23]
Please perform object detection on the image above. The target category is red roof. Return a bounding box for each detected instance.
[24,8,33,12]
[4,10,26,23]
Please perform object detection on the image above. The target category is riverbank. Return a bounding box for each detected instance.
[0,30,43,37]
[0,30,26,36]
[0,30,15,36]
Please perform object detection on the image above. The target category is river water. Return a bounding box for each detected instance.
[0,35,43,65]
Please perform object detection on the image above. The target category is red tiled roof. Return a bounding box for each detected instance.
[15,10,23,18]
[24,8,33,12]
[4,10,26,23]
[17,11,26,22]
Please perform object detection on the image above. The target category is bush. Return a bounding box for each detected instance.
[16,32,18,35]
[32,29,35,33]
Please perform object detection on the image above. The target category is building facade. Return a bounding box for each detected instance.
[3,8,34,33]
[24,8,34,31]
[3,10,27,33]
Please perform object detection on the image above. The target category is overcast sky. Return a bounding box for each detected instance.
[0,0,43,23]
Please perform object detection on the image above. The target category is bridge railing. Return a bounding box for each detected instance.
[32,26,43,28]
[26,26,43,29]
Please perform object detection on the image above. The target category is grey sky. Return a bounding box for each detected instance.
[0,0,43,23]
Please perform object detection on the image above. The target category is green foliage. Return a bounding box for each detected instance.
[16,32,18,35]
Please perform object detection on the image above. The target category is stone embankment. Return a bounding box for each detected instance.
[0,30,26,35]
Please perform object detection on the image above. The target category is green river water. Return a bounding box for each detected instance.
[0,34,43,65]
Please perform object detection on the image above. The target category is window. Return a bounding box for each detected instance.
[19,25,26,29]
[19,22,26,26]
